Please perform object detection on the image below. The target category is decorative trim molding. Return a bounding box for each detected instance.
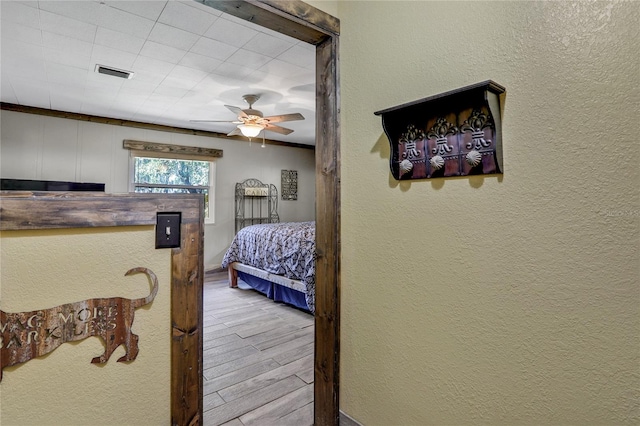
[123,140,223,160]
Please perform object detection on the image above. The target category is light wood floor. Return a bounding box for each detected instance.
[203,270,314,426]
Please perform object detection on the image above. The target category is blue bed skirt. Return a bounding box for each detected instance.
[237,270,310,313]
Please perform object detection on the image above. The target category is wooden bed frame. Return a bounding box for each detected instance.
[227,261,307,295]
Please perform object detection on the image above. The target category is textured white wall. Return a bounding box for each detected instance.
[339,1,639,424]
[0,110,316,269]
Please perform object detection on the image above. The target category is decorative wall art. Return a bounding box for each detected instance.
[281,170,298,200]
[374,80,505,180]
[0,267,158,381]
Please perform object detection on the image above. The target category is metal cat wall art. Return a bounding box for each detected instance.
[0,267,158,381]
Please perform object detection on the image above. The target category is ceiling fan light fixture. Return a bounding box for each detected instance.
[238,123,263,138]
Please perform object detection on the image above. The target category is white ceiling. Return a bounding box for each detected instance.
[0,0,316,145]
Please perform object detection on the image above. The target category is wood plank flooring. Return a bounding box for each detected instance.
[203,271,314,426]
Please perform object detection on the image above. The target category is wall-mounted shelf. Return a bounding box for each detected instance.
[374,80,506,180]
[235,178,279,233]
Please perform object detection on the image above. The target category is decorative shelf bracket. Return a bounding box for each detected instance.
[374,80,506,180]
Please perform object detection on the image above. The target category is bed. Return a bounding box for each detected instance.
[221,221,316,313]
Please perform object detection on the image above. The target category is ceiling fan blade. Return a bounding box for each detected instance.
[227,128,242,137]
[264,123,294,135]
[263,113,305,123]
[225,105,248,118]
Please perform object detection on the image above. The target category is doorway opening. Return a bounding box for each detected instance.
[194,2,340,425]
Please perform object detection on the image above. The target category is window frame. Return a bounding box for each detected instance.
[128,150,216,224]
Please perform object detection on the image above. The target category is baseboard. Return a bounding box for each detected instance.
[340,410,363,426]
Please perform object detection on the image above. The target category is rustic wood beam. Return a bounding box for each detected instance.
[123,140,223,159]
[199,0,338,44]
[313,33,341,426]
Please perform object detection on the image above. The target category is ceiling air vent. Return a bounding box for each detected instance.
[94,64,135,79]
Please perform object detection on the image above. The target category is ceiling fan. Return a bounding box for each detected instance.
[191,94,305,140]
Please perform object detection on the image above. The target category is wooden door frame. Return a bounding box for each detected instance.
[199,1,340,424]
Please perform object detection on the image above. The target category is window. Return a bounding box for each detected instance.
[131,155,215,222]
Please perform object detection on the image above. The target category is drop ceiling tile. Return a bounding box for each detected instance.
[140,41,188,64]
[1,38,43,61]
[42,31,93,57]
[1,0,316,145]
[103,1,167,21]
[190,37,237,61]
[177,0,222,16]
[127,69,167,86]
[243,69,277,87]
[219,12,267,32]
[158,76,198,91]
[167,104,202,116]
[46,62,88,86]
[98,5,155,39]
[258,59,310,80]
[166,65,209,83]
[204,17,258,48]
[112,93,149,107]
[0,1,41,29]
[146,92,182,106]
[9,1,38,8]
[152,85,189,98]
[0,21,42,45]
[83,83,121,100]
[133,105,170,120]
[148,23,199,51]
[43,48,90,70]
[119,78,160,96]
[297,40,316,52]
[95,27,145,55]
[1,79,18,104]
[188,79,231,98]
[178,52,222,73]
[3,61,46,83]
[81,102,114,117]
[212,62,254,80]
[158,1,218,35]
[10,77,50,107]
[276,45,315,70]
[288,68,315,86]
[91,44,138,71]
[225,49,272,69]
[39,9,97,43]
[108,106,142,120]
[243,33,294,58]
[47,82,85,99]
[133,55,175,74]
[50,93,83,112]
[38,0,103,26]
[86,75,125,93]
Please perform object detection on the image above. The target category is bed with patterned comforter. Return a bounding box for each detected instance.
[221,221,316,313]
